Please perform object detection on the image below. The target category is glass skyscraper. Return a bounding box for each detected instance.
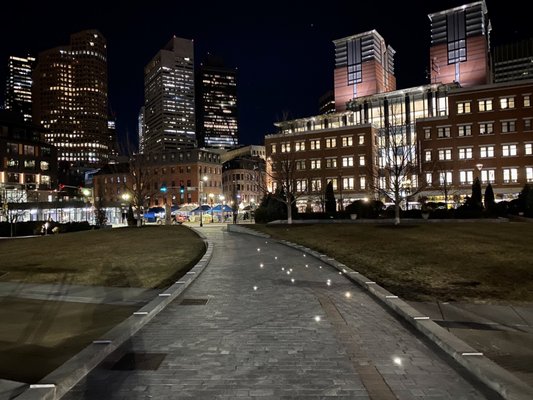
[4,55,35,122]
[143,36,196,153]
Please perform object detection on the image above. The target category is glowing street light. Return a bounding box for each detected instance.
[199,175,208,227]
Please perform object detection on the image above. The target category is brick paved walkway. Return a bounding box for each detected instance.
[64,226,492,399]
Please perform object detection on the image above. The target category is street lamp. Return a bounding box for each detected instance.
[199,175,208,227]
[403,179,411,210]
[476,163,484,182]
[121,192,131,225]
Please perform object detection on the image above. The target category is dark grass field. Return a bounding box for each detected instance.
[0,225,206,383]
[252,222,533,303]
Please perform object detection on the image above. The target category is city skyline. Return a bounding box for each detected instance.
[1,1,532,149]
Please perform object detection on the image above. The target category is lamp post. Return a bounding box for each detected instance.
[209,193,214,223]
[199,175,208,227]
[121,192,131,225]
[403,179,411,211]
[476,163,484,181]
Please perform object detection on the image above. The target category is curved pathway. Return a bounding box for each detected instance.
[64,225,492,399]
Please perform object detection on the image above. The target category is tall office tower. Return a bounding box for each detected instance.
[428,1,491,87]
[33,30,110,166]
[4,55,35,121]
[196,55,238,149]
[144,36,196,153]
[138,106,145,153]
[333,30,396,112]
[492,39,533,83]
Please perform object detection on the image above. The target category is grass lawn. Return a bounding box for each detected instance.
[251,222,533,303]
[0,225,205,383]
[0,297,137,383]
[0,225,206,289]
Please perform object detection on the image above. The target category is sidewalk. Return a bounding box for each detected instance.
[62,225,494,399]
[407,301,533,387]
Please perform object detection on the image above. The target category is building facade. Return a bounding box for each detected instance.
[93,149,222,208]
[32,30,110,166]
[428,1,490,87]
[143,37,196,152]
[265,1,532,211]
[0,110,58,218]
[4,55,35,122]
[493,39,533,83]
[196,56,238,149]
[334,30,396,112]
[222,155,265,210]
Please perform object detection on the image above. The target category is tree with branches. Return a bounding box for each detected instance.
[264,149,307,224]
[126,153,155,227]
[371,123,421,225]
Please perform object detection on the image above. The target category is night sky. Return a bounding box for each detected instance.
[1,1,531,149]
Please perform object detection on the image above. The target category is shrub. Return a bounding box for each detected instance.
[345,200,384,219]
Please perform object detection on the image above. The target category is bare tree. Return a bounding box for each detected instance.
[370,120,422,225]
[126,153,156,227]
[264,149,308,224]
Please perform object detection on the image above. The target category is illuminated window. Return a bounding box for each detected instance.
[500,97,515,109]
[342,177,354,190]
[481,169,495,184]
[503,168,518,183]
[526,167,533,183]
[342,136,353,147]
[459,170,473,184]
[424,128,431,139]
[424,150,432,162]
[310,178,322,191]
[342,156,354,167]
[281,143,291,153]
[426,173,433,186]
[458,125,472,137]
[359,176,366,190]
[439,171,453,185]
[502,144,517,157]
[458,148,473,159]
[478,99,493,112]
[309,139,321,150]
[325,138,336,148]
[438,149,452,160]
[359,155,365,166]
[525,143,532,155]
[296,160,306,170]
[479,122,494,135]
[310,159,321,169]
[524,95,531,107]
[437,127,451,138]
[295,141,305,151]
[296,179,307,192]
[457,102,471,114]
[480,146,494,158]
[358,135,365,145]
[271,144,276,153]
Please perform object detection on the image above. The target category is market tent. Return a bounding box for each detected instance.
[190,205,212,214]
[211,204,233,212]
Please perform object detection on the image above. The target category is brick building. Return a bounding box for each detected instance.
[93,149,222,209]
[265,1,532,210]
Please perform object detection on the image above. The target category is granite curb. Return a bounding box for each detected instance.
[227,224,533,400]
[14,228,214,400]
